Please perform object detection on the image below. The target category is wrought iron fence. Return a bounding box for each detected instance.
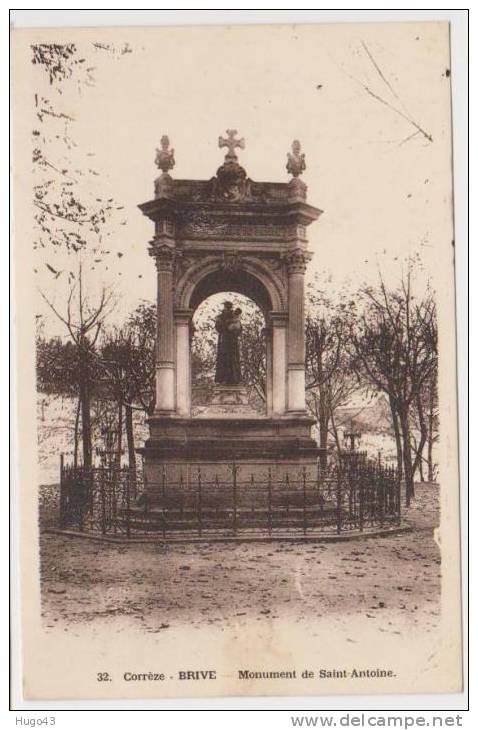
[58,457,400,538]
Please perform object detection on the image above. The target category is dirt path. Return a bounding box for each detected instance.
[40,483,440,637]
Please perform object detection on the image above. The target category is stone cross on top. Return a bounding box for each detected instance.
[218,129,245,163]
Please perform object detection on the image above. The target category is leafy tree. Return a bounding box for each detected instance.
[124,302,157,414]
[36,329,84,466]
[98,302,156,469]
[36,334,78,395]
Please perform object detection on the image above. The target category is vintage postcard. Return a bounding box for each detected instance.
[11,21,462,700]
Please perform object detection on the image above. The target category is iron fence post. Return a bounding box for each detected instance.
[100,467,106,535]
[88,467,94,515]
[59,454,65,528]
[378,464,384,527]
[285,472,290,515]
[180,472,185,520]
[396,466,401,524]
[302,466,307,535]
[198,466,202,537]
[250,474,255,522]
[383,466,388,518]
[125,467,131,539]
[112,466,118,534]
[162,466,166,540]
[267,466,272,536]
[336,466,342,535]
[358,467,365,532]
[215,474,219,520]
[78,468,85,532]
[232,460,238,535]
[131,464,137,502]
[142,466,148,533]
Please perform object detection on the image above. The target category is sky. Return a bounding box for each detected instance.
[21,22,454,338]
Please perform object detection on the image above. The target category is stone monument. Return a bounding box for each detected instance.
[139,132,322,496]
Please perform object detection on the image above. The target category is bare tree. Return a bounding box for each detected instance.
[349,271,437,505]
[305,286,358,462]
[426,367,439,482]
[32,41,128,288]
[338,39,433,146]
[410,361,439,482]
[238,304,267,403]
[40,264,115,467]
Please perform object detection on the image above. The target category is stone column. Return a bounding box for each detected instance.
[175,309,193,417]
[286,249,310,413]
[153,245,176,414]
[270,312,288,416]
[264,324,273,416]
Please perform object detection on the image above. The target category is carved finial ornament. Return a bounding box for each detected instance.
[286,139,306,178]
[218,129,245,163]
[155,135,175,174]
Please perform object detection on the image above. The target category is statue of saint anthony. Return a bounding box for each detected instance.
[214,302,242,385]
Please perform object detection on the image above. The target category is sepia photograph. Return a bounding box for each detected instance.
[11,17,463,702]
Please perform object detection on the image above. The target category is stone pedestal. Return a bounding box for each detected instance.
[140,415,320,503]
[192,386,259,418]
[211,385,249,406]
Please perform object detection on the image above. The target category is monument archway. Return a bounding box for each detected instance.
[177,262,286,419]
[138,131,322,491]
[191,291,267,416]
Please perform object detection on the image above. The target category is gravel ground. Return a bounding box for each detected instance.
[39,482,440,637]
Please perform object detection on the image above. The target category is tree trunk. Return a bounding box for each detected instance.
[330,410,343,459]
[399,408,414,505]
[390,403,403,486]
[412,391,427,482]
[427,433,434,482]
[125,403,136,471]
[73,396,81,468]
[427,381,437,482]
[412,435,425,481]
[418,448,424,481]
[318,395,329,467]
[116,399,123,467]
[79,351,92,468]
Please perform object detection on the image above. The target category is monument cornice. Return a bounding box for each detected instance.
[138,187,322,227]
